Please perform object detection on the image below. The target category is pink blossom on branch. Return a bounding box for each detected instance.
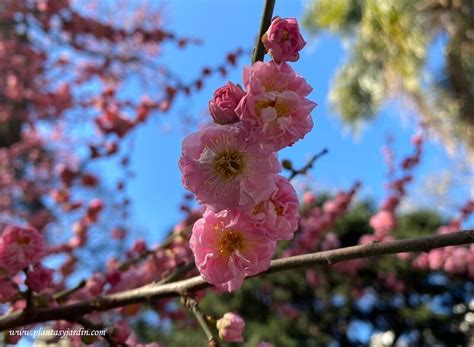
[179,125,281,212]
[216,312,245,343]
[262,17,306,62]
[209,82,245,125]
[249,175,300,241]
[25,264,54,292]
[236,61,316,151]
[0,225,46,275]
[189,209,276,292]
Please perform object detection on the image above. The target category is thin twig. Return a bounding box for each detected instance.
[288,148,329,181]
[157,261,196,285]
[0,230,473,331]
[53,280,87,302]
[23,269,34,310]
[252,0,276,64]
[182,295,219,347]
[119,227,191,271]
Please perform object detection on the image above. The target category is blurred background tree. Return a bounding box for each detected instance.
[303,0,474,159]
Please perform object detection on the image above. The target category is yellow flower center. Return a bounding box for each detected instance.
[213,149,245,180]
[218,229,246,257]
[280,30,289,41]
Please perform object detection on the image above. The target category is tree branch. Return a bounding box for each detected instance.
[287,148,329,181]
[182,296,219,347]
[1,230,473,331]
[252,0,276,64]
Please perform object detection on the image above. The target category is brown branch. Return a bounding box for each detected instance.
[182,296,219,347]
[1,230,473,331]
[252,0,276,64]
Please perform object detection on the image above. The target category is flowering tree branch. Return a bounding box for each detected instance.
[1,229,472,331]
[252,0,276,63]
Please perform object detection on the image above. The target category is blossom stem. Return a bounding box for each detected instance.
[182,296,219,347]
[252,0,276,64]
[1,229,473,331]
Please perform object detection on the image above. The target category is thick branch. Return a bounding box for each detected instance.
[1,230,473,331]
[252,0,276,64]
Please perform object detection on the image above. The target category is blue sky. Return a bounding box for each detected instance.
[117,0,471,243]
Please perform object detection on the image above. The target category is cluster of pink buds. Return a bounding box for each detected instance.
[179,17,314,292]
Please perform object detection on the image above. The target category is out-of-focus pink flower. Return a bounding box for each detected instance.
[85,273,106,296]
[262,17,306,62]
[0,225,46,275]
[0,278,17,303]
[179,125,281,212]
[250,176,300,241]
[320,232,341,251]
[209,82,245,125]
[428,249,444,270]
[190,209,276,292]
[279,303,300,320]
[25,264,53,292]
[369,210,396,237]
[216,312,245,343]
[257,342,275,347]
[469,245,474,279]
[236,61,315,151]
[110,320,131,344]
[86,198,103,223]
[412,253,429,269]
[444,247,469,274]
[303,191,316,205]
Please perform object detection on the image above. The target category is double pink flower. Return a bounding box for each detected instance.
[179,17,314,293]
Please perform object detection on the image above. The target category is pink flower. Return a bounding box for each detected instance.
[25,264,54,292]
[0,225,46,275]
[444,247,469,274]
[250,176,300,240]
[209,82,245,125]
[369,210,396,237]
[0,278,17,303]
[190,209,276,292]
[216,312,245,343]
[179,125,281,212]
[428,249,444,270]
[85,273,106,296]
[320,232,341,251]
[110,320,131,344]
[236,61,315,151]
[262,17,306,62]
[258,342,275,347]
[242,61,312,96]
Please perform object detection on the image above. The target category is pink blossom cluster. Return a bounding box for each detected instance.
[179,17,315,292]
[285,182,360,257]
[412,200,474,277]
[361,133,424,244]
[0,225,54,303]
